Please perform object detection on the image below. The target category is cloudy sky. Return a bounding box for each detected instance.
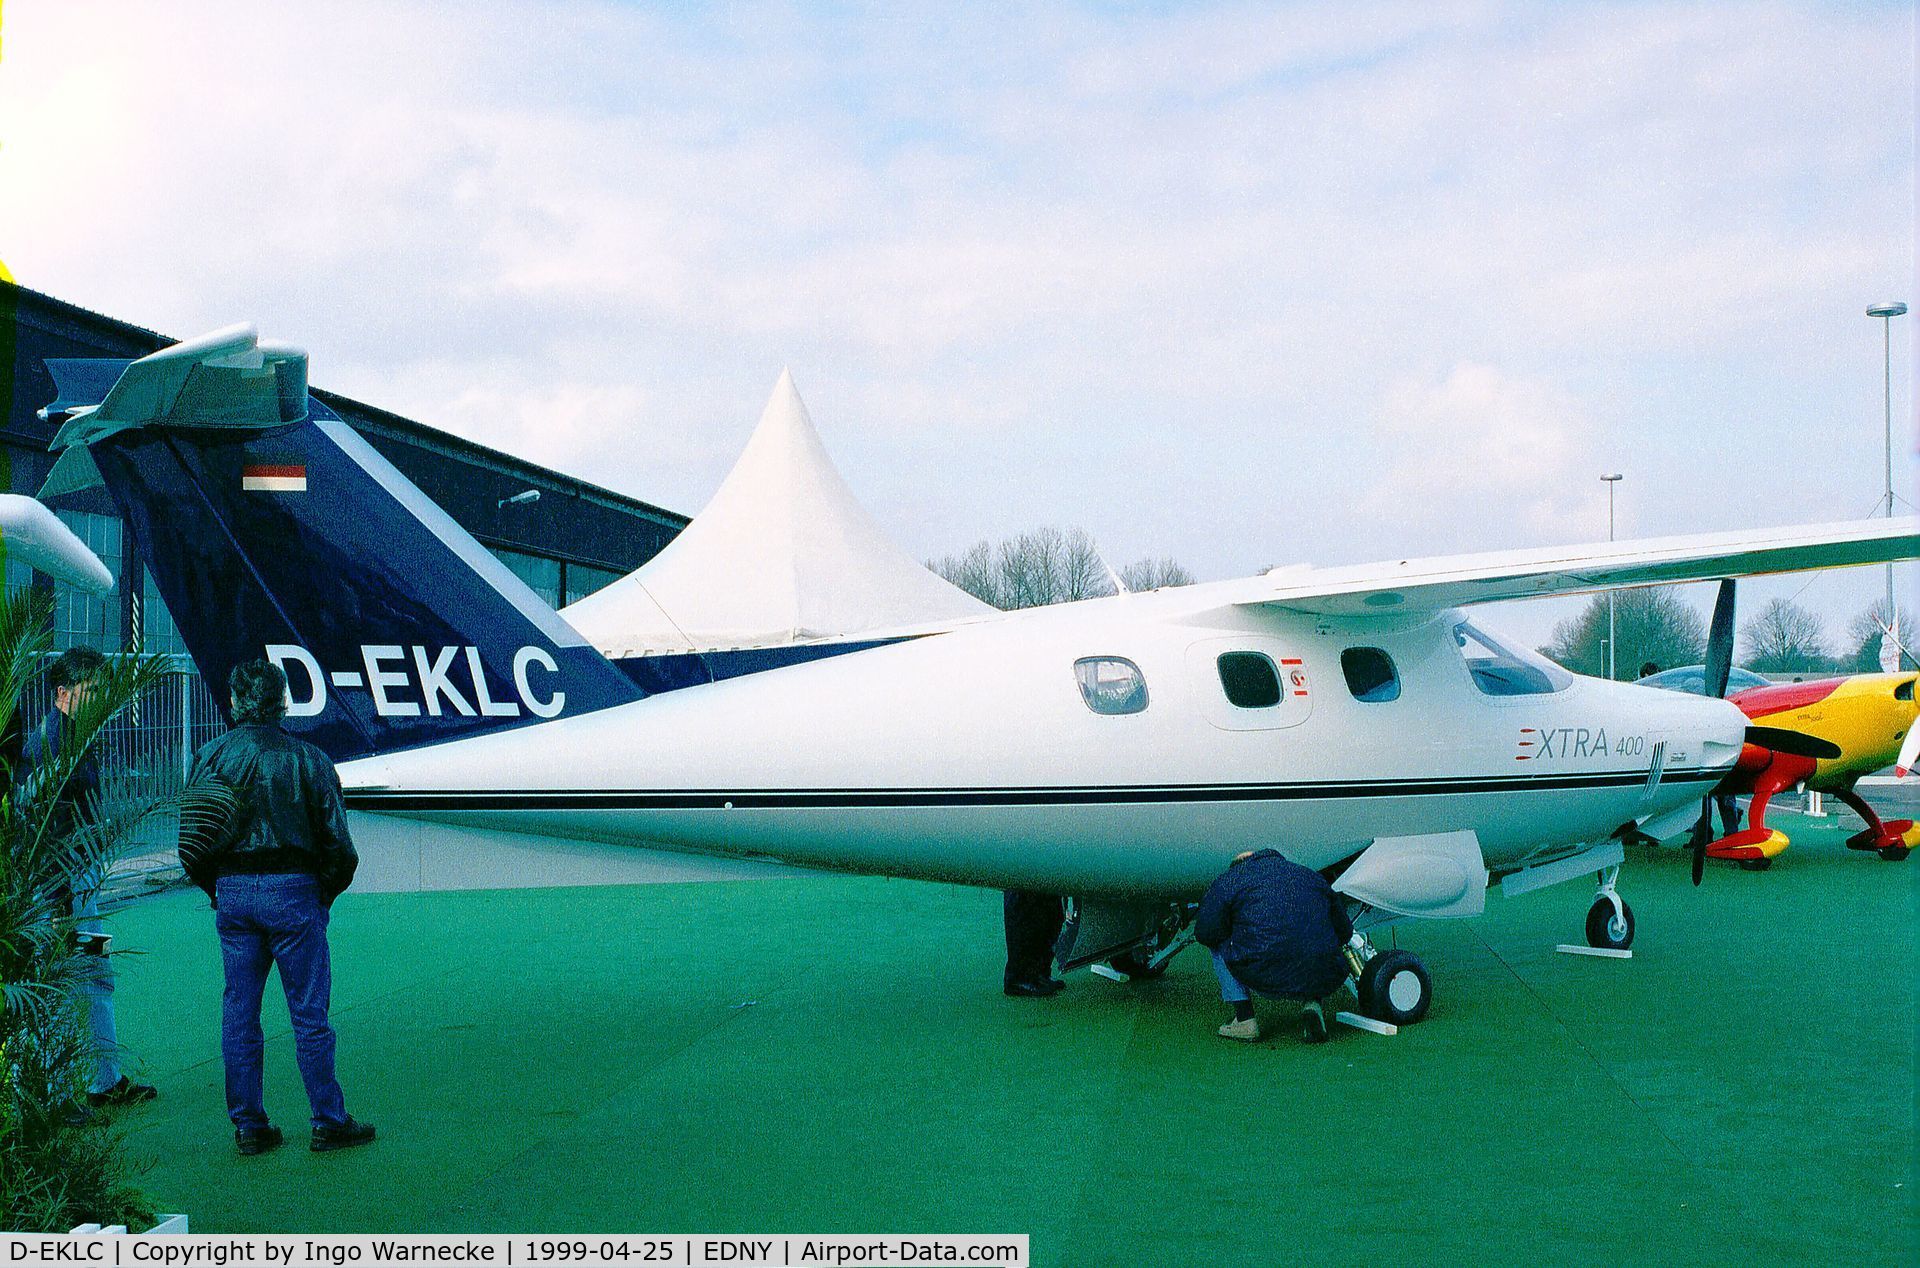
[0,1,1911,652]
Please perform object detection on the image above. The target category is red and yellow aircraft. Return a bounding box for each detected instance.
[1705,671,1919,866]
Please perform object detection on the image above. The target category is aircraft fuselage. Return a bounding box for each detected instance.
[338,592,1748,900]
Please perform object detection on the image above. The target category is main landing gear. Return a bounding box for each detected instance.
[1344,933,1433,1026]
[1835,787,1918,862]
[1583,863,1635,951]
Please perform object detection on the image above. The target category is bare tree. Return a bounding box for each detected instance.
[1739,598,1832,673]
[1844,600,1916,672]
[929,540,1002,609]
[1055,529,1113,603]
[932,528,1194,611]
[1120,557,1196,591]
[1542,586,1707,679]
[995,527,1067,610]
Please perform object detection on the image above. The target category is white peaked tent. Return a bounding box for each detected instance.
[560,371,995,657]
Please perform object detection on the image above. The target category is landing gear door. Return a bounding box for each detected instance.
[1054,900,1165,971]
[1332,830,1488,921]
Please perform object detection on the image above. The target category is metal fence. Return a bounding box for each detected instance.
[19,658,227,887]
[19,658,226,803]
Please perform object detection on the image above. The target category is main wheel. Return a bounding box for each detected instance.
[1584,896,1635,950]
[1107,947,1168,979]
[1878,845,1911,862]
[1358,950,1431,1025]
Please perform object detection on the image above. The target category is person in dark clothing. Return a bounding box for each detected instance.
[23,645,157,1108]
[1714,792,1742,836]
[1002,889,1066,997]
[182,658,374,1156]
[1195,849,1353,1044]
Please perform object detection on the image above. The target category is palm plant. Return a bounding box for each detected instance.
[0,587,231,1230]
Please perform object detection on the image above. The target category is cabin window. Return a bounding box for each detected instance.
[1217,652,1282,709]
[1075,657,1149,715]
[1897,679,1915,702]
[1454,620,1571,696]
[1341,648,1400,702]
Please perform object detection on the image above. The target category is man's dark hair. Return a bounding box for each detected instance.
[48,645,108,692]
[229,659,289,726]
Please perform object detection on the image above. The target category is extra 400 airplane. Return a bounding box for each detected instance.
[39,327,1920,1026]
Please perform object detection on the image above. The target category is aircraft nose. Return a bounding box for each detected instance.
[1687,693,1750,770]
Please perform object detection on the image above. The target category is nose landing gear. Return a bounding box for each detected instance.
[1584,863,1635,951]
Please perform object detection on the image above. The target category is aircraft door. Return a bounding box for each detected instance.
[1186,637,1312,731]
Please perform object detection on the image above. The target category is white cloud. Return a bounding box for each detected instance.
[1361,363,1601,541]
[0,0,1908,630]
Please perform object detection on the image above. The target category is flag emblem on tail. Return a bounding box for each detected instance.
[242,463,307,492]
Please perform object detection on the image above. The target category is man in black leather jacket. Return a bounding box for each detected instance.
[182,658,374,1155]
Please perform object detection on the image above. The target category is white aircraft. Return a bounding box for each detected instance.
[39,326,1920,1025]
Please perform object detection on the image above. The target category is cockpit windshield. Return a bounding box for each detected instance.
[1453,620,1572,696]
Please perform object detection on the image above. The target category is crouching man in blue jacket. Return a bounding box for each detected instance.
[1195,849,1353,1044]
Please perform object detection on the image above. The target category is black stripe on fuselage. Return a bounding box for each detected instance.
[345,768,1726,812]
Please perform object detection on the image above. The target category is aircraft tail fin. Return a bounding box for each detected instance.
[42,326,644,761]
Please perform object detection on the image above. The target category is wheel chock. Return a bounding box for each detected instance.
[1335,1011,1397,1036]
[1556,944,1633,959]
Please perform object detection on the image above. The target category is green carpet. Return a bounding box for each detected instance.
[98,815,1916,1265]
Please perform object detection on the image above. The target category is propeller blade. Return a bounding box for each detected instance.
[1690,796,1711,886]
[1743,725,1843,761]
[1704,579,1736,699]
[1896,719,1920,779]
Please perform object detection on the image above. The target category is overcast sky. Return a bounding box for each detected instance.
[0,1,1911,653]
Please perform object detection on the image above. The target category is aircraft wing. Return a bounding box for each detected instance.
[1218,517,1919,617]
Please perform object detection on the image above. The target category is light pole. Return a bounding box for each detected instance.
[1868,302,1907,648]
[1602,473,1623,678]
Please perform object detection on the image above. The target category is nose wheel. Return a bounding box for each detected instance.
[1584,864,1634,951]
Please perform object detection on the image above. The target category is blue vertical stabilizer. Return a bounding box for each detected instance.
[45,328,643,761]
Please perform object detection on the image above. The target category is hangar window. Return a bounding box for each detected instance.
[1454,620,1571,696]
[1075,657,1149,716]
[1341,648,1400,702]
[52,511,123,651]
[1217,652,1282,709]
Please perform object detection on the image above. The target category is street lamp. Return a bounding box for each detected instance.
[498,489,541,509]
[1868,302,1907,645]
[1602,473,1623,678]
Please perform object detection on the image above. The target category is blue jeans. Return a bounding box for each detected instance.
[1213,950,1341,1005]
[215,874,348,1131]
[73,874,121,1095]
[78,953,121,1094]
[1212,951,1252,1004]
